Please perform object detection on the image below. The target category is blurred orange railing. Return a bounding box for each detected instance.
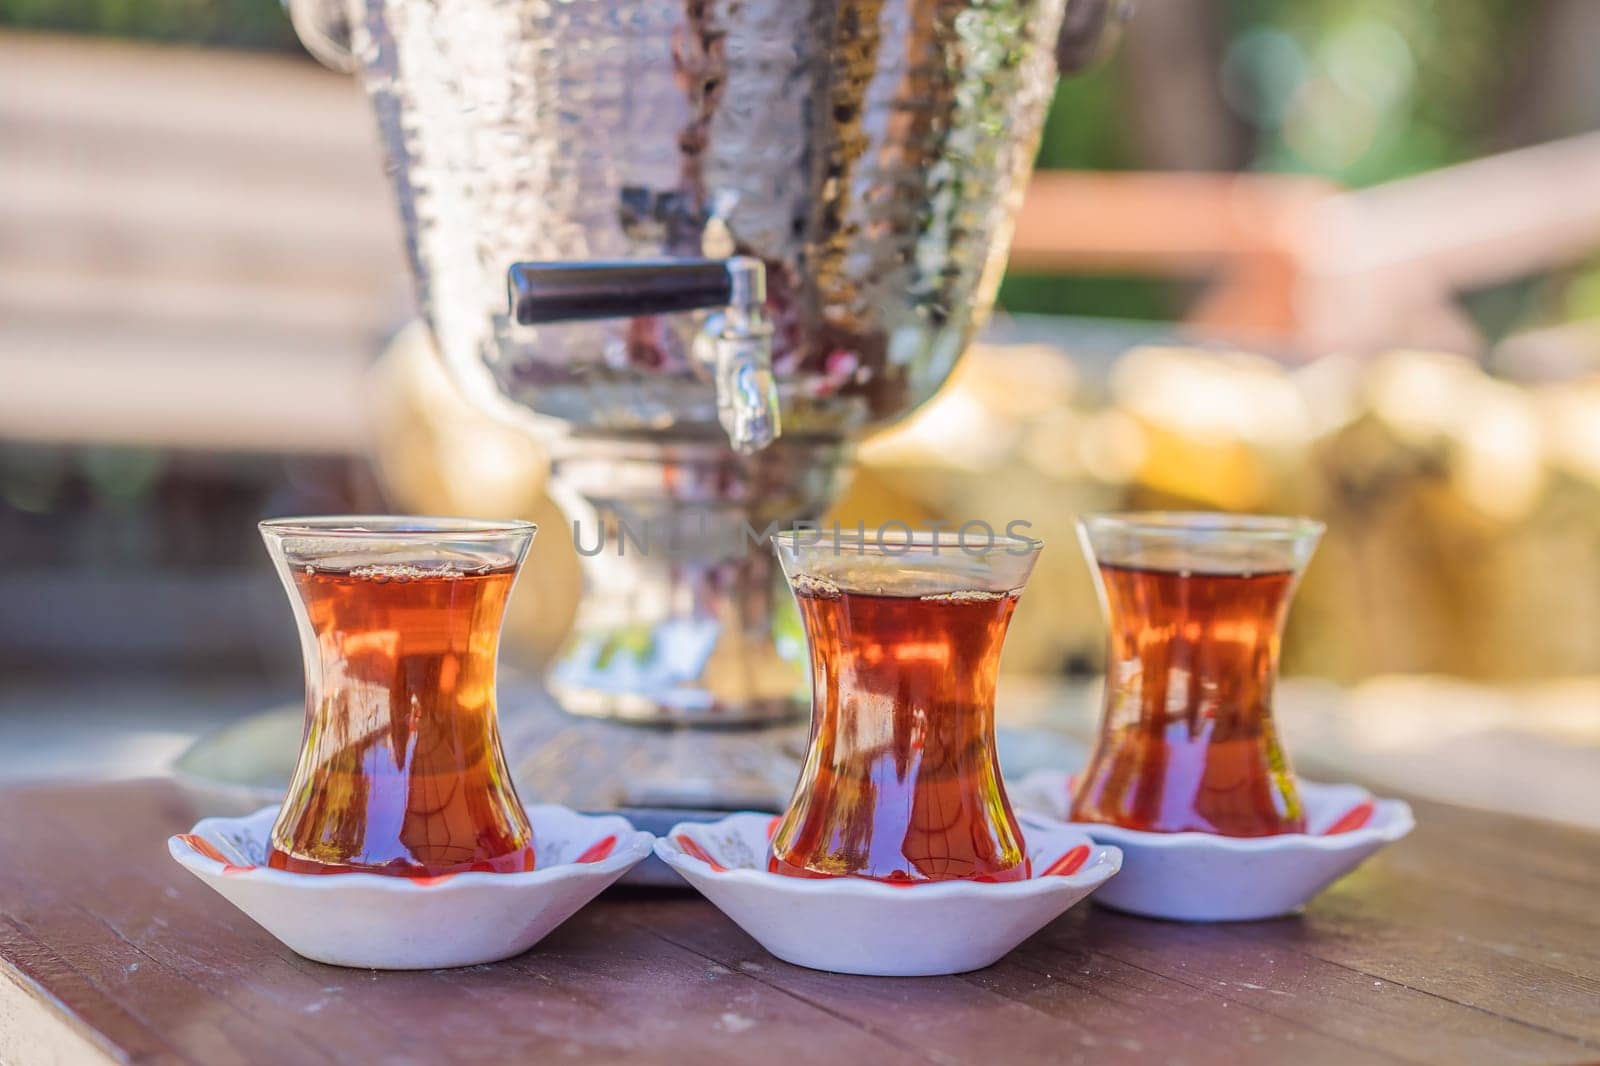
[1013,134,1600,363]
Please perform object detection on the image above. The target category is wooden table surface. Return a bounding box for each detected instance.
[1,780,1596,1066]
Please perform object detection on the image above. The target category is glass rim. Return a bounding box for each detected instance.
[1078,511,1323,542]
[770,528,1043,555]
[259,515,537,540]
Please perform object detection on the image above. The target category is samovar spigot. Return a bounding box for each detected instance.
[507,257,780,454]
[711,258,779,454]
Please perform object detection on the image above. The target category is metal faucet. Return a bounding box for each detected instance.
[507,257,780,454]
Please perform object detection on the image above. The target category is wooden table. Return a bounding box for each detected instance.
[1,780,1595,1065]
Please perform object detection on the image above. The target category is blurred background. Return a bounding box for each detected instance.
[2,1,1596,822]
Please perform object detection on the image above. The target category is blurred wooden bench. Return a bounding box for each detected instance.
[8,31,1600,461]
[0,32,408,455]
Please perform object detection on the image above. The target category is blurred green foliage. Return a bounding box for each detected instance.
[5,0,1584,330]
[1224,0,1528,185]
[0,0,296,49]
[1003,0,1545,322]
[0,0,1533,170]
[998,39,1176,319]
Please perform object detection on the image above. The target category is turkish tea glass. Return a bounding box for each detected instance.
[769,528,1042,883]
[1071,512,1324,837]
[261,516,537,876]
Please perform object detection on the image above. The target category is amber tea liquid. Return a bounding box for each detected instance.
[267,562,535,876]
[769,586,1028,883]
[1071,561,1304,836]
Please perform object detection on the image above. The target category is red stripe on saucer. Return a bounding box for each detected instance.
[177,835,257,874]
[674,835,727,873]
[1042,844,1091,877]
[1324,802,1375,835]
[576,835,617,863]
[178,834,229,864]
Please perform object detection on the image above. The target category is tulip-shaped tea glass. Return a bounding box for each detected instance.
[1071,513,1324,837]
[260,517,537,876]
[769,529,1042,883]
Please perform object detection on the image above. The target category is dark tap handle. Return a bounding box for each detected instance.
[505,256,781,453]
[508,258,736,325]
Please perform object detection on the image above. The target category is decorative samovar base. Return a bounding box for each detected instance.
[501,684,806,812]
[170,675,805,815]
[544,435,848,729]
[518,434,845,816]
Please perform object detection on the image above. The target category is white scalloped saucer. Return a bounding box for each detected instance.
[1012,770,1414,922]
[169,805,653,969]
[655,812,1122,976]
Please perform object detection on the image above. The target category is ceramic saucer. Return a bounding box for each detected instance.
[169,805,653,969]
[655,812,1121,976]
[1012,770,1414,921]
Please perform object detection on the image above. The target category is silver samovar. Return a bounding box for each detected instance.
[285,0,1128,809]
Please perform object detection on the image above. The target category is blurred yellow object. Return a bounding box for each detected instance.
[840,346,1122,675]
[367,323,582,669]
[844,340,1600,682]
[366,325,1600,684]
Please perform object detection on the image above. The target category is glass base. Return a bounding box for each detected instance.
[765,853,1030,884]
[264,845,537,877]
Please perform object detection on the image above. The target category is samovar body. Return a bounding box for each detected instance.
[287,0,1124,796]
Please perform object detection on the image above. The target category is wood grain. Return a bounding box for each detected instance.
[0,780,1594,1065]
